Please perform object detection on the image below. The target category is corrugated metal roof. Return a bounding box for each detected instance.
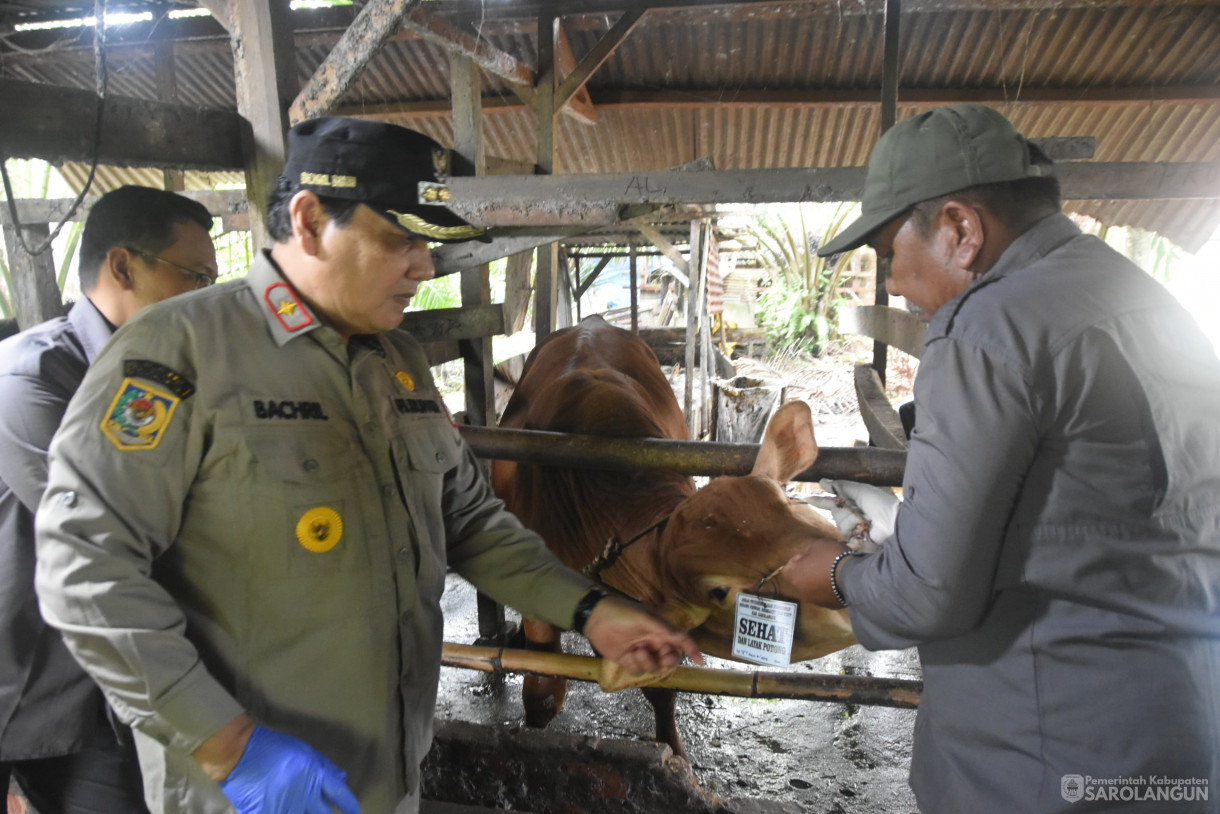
[5,0,1219,249]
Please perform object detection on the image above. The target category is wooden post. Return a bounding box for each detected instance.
[533,10,559,340]
[154,42,187,192]
[684,220,702,437]
[451,52,508,645]
[451,54,494,428]
[228,0,297,251]
[629,240,639,334]
[3,223,64,329]
[872,0,902,384]
[556,246,573,329]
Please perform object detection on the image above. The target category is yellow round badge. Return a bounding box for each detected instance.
[395,370,415,391]
[295,507,343,553]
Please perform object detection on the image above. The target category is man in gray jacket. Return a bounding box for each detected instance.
[1,185,217,812]
[785,104,1220,812]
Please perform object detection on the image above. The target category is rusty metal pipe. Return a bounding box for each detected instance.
[459,425,906,486]
[441,643,921,709]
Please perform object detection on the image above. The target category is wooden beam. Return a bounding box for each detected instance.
[228,0,298,250]
[854,364,908,451]
[555,7,646,113]
[399,5,535,99]
[0,191,249,227]
[153,41,187,192]
[399,304,504,344]
[1059,162,1220,201]
[422,0,1220,28]
[431,227,592,278]
[534,8,559,339]
[427,162,1220,226]
[576,255,613,298]
[193,0,231,31]
[502,250,534,337]
[290,0,422,124]
[451,51,495,434]
[636,223,690,284]
[553,21,599,124]
[841,306,928,360]
[0,79,246,169]
[337,84,1220,119]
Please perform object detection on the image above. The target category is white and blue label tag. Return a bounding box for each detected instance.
[732,593,797,667]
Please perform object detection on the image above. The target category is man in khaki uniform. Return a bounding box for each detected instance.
[34,118,700,814]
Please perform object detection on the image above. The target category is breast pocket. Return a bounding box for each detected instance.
[391,420,463,597]
[245,430,372,578]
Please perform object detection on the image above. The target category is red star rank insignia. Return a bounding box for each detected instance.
[263,282,314,332]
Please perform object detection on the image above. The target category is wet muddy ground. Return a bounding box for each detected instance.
[436,575,922,814]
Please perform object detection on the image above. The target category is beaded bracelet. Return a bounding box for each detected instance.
[829,550,856,608]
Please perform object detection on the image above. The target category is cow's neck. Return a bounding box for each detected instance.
[590,474,693,608]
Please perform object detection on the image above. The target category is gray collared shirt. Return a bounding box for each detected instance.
[842,213,1220,812]
[0,297,115,759]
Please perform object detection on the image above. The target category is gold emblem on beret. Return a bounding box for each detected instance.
[295,507,343,553]
[395,370,416,391]
[432,148,450,180]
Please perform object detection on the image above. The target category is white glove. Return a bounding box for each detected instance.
[804,479,900,553]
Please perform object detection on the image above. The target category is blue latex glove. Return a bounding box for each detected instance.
[219,726,360,814]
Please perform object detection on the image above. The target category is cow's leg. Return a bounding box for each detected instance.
[521,618,567,729]
[642,687,685,757]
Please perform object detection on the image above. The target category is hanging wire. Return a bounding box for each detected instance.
[0,0,109,257]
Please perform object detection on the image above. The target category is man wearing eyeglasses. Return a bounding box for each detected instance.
[0,185,216,813]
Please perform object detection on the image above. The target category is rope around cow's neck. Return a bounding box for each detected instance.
[583,514,671,580]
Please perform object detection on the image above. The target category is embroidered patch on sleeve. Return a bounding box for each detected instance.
[101,379,182,450]
[123,360,195,398]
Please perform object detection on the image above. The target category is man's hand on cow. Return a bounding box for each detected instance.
[782,539,853,609]
[584,595,704,675]
[805,479,900,553]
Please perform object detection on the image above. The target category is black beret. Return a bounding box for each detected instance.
[281,117,488,244]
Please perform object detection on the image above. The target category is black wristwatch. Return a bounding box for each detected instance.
[572,586,610,634]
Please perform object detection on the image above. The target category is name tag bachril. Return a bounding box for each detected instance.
[252,400,329,420]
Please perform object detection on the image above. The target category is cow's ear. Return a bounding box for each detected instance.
[751,401,818,482]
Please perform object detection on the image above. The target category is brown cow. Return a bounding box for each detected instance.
[492,316,855,756]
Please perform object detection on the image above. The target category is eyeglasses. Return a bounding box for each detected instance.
[125,246,216,289]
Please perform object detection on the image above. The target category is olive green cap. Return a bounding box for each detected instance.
[818,104,1053,256]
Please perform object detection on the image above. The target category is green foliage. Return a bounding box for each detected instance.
[211,224,253,282]
[0,254,12,318]
[1148,233,1181,284]
[750,201,860,357]
[57,222,84,290]
[410,271,463,311]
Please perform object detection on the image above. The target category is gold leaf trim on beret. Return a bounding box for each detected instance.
[386,209,485,241]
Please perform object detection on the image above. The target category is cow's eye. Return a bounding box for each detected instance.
[708,586,730,604]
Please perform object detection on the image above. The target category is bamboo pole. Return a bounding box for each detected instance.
[441,643,921,709]
[459,425,907,486]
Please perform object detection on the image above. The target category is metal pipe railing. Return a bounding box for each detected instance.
[460,425,906,486]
